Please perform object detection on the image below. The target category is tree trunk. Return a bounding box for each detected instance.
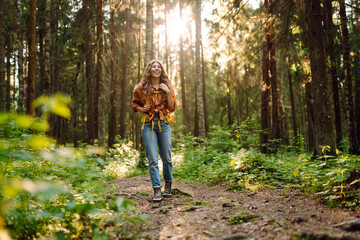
[277,80,289,145]
[179,0,189,133]
[97,0,105,149]
[305,78,316,153]
[108,5,117,148]
[226,79,232,126]
[260,36,271,153]
[6,43,11,111]
[266,0,280,142]
[38,0,49,96]
[287,56,298,145]
[235,61,241,126]
[135,0,142,150]
[195,0,206,138]
[355,3,360,146]
[145,0,153,65]
[304,0,336,155]
[120,8,131,139]
[201,43,208,132]
[339,0,359,154]
[324,0,343,149]
[17,29,24,113]
[164,0,169,73]
[0,0,5,112]
[49,0,61,140]
[226,69,232,126]
[27,0,36,117]
[70,62,81,147]
[84,0,95,143]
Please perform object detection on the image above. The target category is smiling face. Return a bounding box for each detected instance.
[150,62,162,78]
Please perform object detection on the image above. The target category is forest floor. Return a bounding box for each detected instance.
[112,176,360,240]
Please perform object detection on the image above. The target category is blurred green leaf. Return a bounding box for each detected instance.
[33,93,71,119]
[293,168,299,177]
[0,113,11,124]
[31,119,50,132]
[28,136,55,150]
[16,115,34,128]
[0,140,10,150]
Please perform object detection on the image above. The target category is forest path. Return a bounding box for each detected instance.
[112,176,360,240]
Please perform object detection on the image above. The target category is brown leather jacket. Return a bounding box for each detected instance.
[131,84,176,122]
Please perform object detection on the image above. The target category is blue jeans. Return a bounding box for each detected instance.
[141,121,173,188]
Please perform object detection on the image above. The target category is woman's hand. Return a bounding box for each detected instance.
[159,83,171,94]
[139,104,151,113]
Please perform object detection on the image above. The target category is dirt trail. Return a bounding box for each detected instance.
[112,176,360,240]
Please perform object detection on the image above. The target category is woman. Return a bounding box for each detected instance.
[131,60,176,202]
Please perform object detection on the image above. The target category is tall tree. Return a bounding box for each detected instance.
[83,0,95,143]
[97,0,105,148]
[304,0,336,155]
[226,63,233,126]
[48,0,61,140]
[108,3,117,147]
[6,42,11,111]
[201,43,208,132]
[305,77,316,152]
[195,0,206,138]
[38,0,50,96]
[0,0,6,112]
[355,2,360,146]
[164,0,169,73]
[145,0,153,65]
[27,0,37,117]
[179,0,189,133]
[260,38,271,153]
[339,0,359,154]
[324,0,343,149]
[265,0,281,142]
[17,30,24,113]
[119,8,131,139]
[287,56,298,145]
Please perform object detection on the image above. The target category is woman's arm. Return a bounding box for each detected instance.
[159,83,176,112]
[131,85,151,113]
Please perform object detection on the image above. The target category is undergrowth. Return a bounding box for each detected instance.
[173,121,360,209]
[0,95,146,239]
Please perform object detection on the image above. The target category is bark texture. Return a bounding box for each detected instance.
[97,0,105,148]
[260,40,271,153]
[179,0,189,133]
[339,0,359,154]
[305,0,336,155]
[108,5,117,147]
[0,0,5,112]
[120,8,131,139]
[195,0,206,138]
[324,0,343,149]
[287,57,298,145]
[27,0,37,117]
[145,0,153,65]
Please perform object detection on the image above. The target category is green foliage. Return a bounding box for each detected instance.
[174,124,360,208]
[0,96,146,239]
[233,118,261,149]
[104,140,140,178]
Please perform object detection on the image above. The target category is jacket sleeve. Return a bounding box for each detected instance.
[131,85,142,112]
[167,87,177,112]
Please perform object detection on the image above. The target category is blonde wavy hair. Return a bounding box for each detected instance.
[139,60,173,97]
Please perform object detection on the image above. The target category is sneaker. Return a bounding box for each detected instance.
[153,188,162,202]
[163,181,172,198]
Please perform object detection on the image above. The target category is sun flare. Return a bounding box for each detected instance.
[167,15,187,44]
[166,7,190,45]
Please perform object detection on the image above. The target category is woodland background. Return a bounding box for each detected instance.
[1,0,360,155]
[1,0,360,239]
